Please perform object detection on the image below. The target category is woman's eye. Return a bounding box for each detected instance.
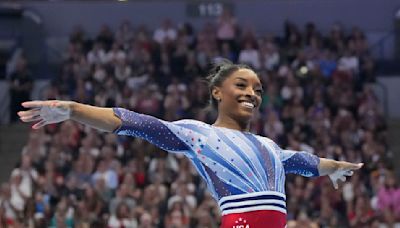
[236,83,245,88]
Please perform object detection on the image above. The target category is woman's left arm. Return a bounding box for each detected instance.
[318,158,363,189]
[272,140,363,189]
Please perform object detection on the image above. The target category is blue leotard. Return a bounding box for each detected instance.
[113,108,320,215]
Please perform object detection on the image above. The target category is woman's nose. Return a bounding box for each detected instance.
[245,87,256,97]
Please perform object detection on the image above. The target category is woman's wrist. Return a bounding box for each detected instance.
[318,158,339,176]
[68,101,80,120]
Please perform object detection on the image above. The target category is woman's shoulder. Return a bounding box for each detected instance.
[253,135,282,149]
[172,119,212,129]
[253,134,273,142]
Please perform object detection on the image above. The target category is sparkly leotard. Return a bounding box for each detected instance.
[113,108,320,226]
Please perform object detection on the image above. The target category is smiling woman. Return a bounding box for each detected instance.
[17,59,362,228]
[206,61,263,131]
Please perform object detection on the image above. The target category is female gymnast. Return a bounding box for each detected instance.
[18,61,362,228]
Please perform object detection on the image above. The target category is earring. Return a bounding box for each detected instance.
[217,98,221,102]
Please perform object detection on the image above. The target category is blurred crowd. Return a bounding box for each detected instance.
[3,10,398,228]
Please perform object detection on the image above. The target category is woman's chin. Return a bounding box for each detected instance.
[236,109,255,121]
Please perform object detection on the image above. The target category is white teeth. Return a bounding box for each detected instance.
[241,102,254,109]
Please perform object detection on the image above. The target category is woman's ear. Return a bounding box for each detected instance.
[212,87,221,101]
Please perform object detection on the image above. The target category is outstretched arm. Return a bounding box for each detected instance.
[18,100,206,154]
[18,100,121,132]
[318,158,363,189]
[276,143,363,189]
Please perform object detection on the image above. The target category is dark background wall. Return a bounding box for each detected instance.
[23,0,400,37]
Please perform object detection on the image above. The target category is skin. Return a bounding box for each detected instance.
[17,67,363,189]
[212,68,262,132]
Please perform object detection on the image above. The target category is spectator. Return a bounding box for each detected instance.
[216,9,237,50]
[338,49,359,75]
[263,110,284,142]
[87,42,107,65]
[96,24,114,50]
[318,50,337,78]
[153,18,177,44]
[260,38,280,71]
[377,171,400,218]
[106,42,127,65]
[49,197,74,228]
[92,159,118,190]
[138,212,153,228]
[164,82,191,120]
[238,41,260,69]
[0,183,17,227]
[108,202,138,228]
[9,169,30,217]
[115,20,134,47]
[109,184,136,215]
[327,23,346,54]
[348,195,376,227]
[164,204,190,228]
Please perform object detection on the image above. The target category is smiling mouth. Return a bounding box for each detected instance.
[239,101,255,109]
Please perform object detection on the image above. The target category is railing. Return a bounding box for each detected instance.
[373,81,389,118]
[367,27,399,118]
[369,30,395,60]
[0,82,10,125]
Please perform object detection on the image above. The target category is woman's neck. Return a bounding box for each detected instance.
[212,115,250,132]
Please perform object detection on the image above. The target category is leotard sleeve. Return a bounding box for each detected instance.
[273,143,320,177]
[112,108,209,155]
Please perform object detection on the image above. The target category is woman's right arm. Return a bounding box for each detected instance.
[19,100,121,132]
[19,100,209,154]
[70,102,121,132]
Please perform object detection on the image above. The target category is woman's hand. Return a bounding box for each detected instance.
[18,100,120,132]
[328,161,363,189]
[318,158,363,189]
[18,100,74,129]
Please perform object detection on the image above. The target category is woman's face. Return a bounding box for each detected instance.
[117,204,130,218]
[214,68,263,122]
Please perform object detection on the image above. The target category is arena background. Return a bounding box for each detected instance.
[0,0,400,227]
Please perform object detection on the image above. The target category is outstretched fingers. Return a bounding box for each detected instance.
[332,180,338,190]
[21,101,46,109]
[344,170,354,176]
[32,120,47,129]
[22,100,61,108]
[20,114,42,123]
[341,162,364,171]
[18,108,41,122]
[348,163,364,171]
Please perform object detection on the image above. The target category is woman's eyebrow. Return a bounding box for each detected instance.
[235,77,247,81]
[235,77,262,88]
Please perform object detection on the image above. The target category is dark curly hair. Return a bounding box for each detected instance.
[206,59,252,110]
